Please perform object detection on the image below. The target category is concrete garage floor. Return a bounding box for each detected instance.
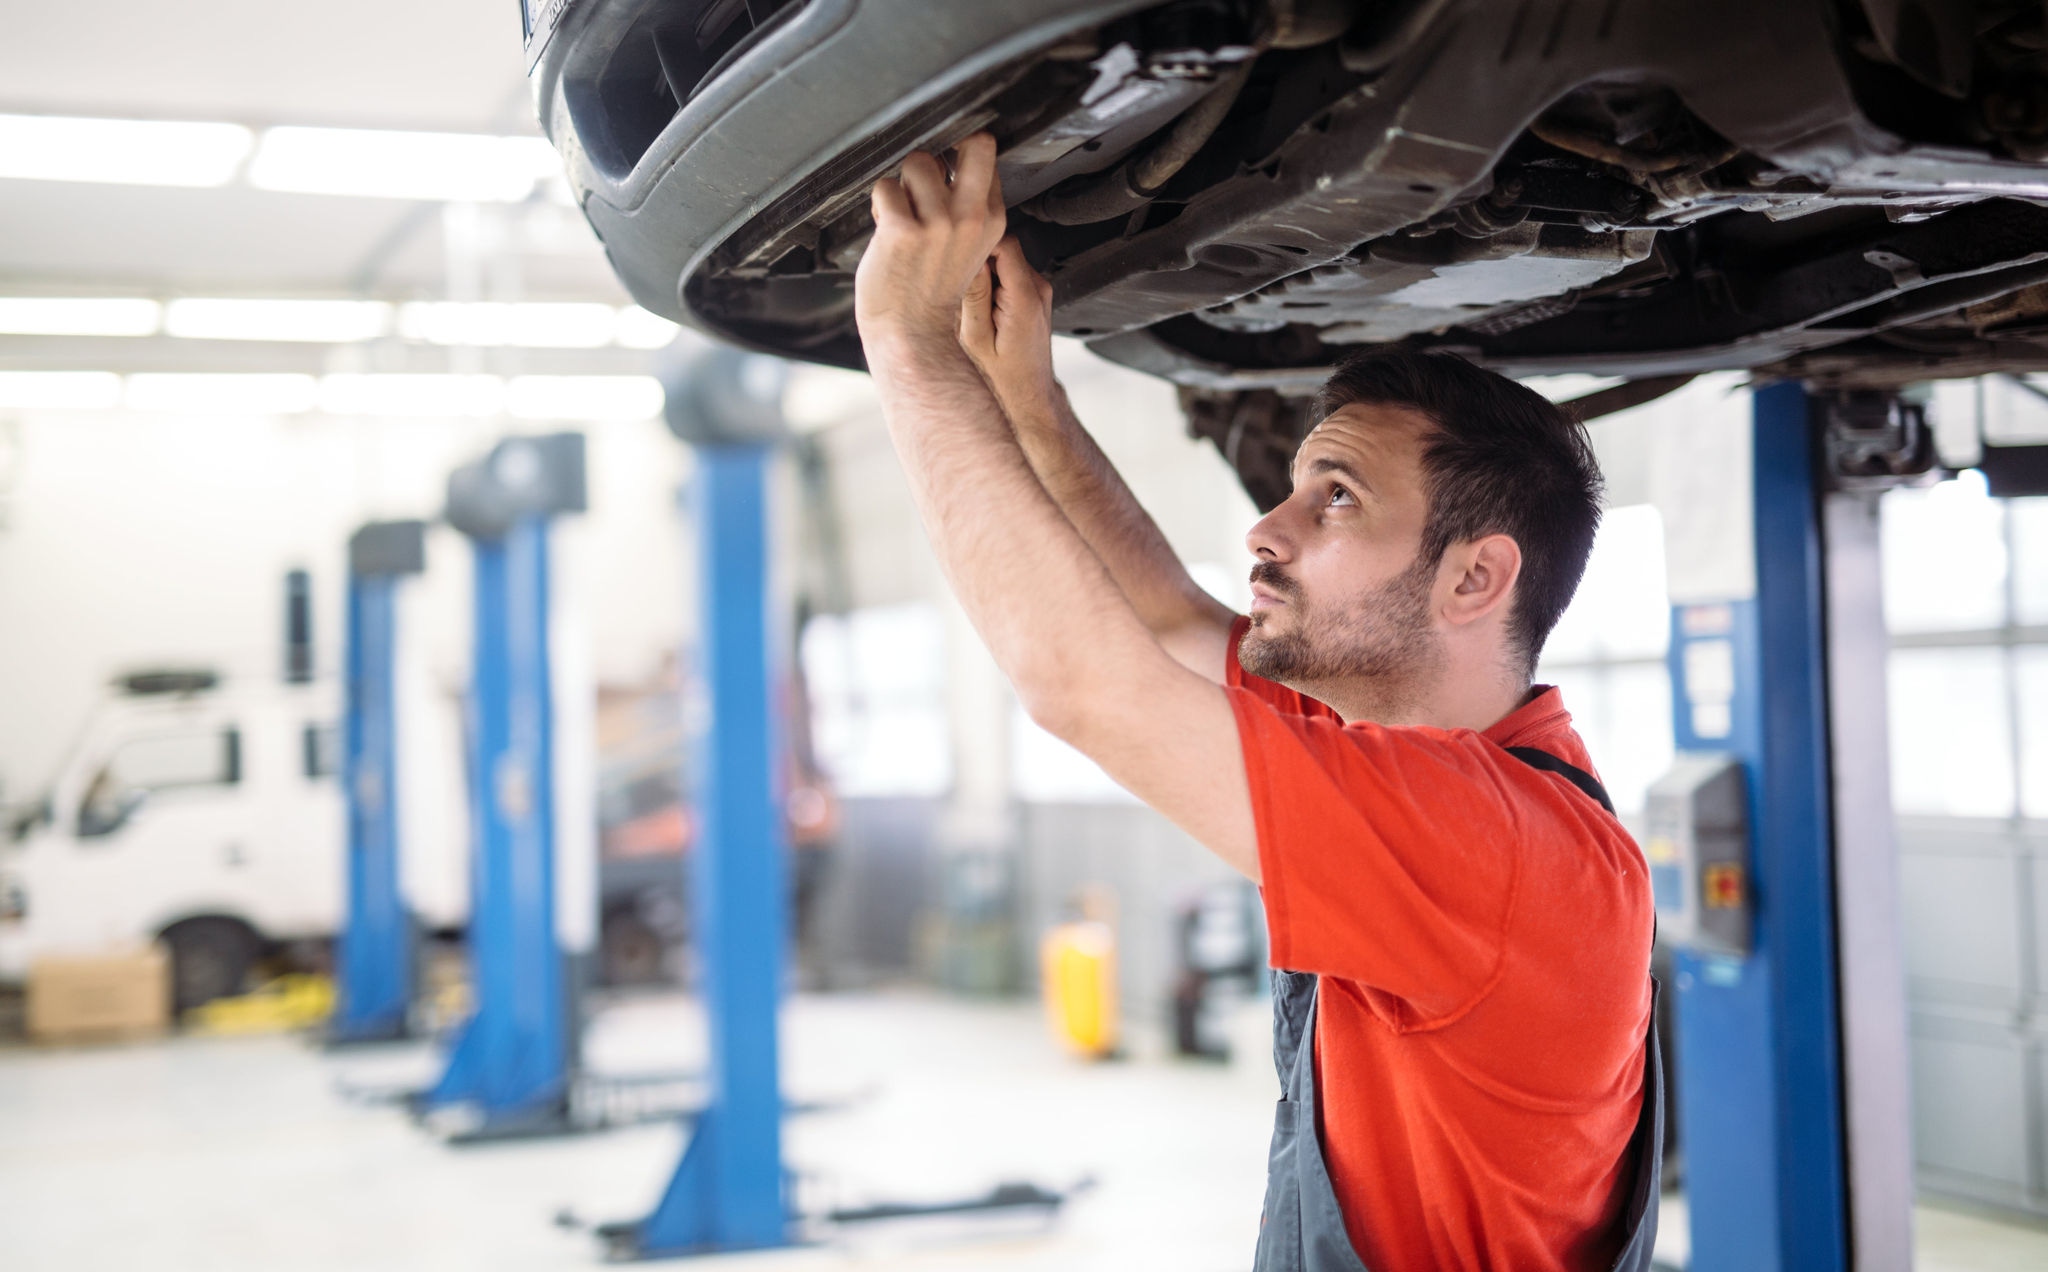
[1,990,2045,1271]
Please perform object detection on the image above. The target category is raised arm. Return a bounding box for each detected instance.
[853,136,1256,879]
[958,238,1237,683]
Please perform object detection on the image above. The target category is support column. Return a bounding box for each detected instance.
[336,572,408,1040]
[1665,383,1850,1272]
[422,434,587,1136]
[424,516,569,1126]
[333,520,426,1045]
[632,443,790,1255]
[1823,490,1916,1269]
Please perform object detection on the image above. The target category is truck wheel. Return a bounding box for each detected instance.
[601,909,667,987]
[162,918,256,1013]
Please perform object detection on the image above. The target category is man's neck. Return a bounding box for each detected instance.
[1298,668,1531,733]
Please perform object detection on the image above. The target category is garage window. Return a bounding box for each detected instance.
[1883,469,2048,819]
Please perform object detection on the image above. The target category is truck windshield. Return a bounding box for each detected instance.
[78,727,240,838]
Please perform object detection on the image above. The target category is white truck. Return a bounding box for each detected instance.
[0,669,467,1011]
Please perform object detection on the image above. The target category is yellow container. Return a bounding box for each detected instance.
[1040,919,1118,1059]
[186,974,335,1036]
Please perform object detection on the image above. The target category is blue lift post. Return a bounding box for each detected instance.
[1665,383,1850,1272]
[633,442,790,1255]
[420,434,588,1139]
[622,350,794,1257]
[331,520,429,1045]
[608,348,1076,1257]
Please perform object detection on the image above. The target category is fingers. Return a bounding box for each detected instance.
[956,133,1007,258]
[991,236,1047,301]
[862,136,1012,344]
[897,151,949,221]
[959,260,996,352]
[870,176,912,227]
[950,132,999,216]
[963,255,994,308]
[893,135,1005,231]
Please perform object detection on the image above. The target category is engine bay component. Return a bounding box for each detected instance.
[1196,224,1660,345]
[1027,58,1253,225]
[530,0,2048,503]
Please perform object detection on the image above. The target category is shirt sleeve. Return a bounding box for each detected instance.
[1229,686,1525,1028]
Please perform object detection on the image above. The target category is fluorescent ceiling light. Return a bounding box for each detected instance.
[398,301,617,348]
[165,299,392,344]
[0,371,124,409]
[0,371,665,418]
[126,373,317,415]
[317,374,505,418]
[506,375,663,421]
[615,306,682,349]
[0,114,252,187]
[0,298,161,337]
[250,127,560,203]
[0,296,648,347]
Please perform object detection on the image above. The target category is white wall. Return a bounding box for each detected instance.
[0,405,690,804]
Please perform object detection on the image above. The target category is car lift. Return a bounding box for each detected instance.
[329,519,429,1045]
[416,433,592,1141]
[602,350,1075,1259]
[599,351,804,1255]
[1653,382,1933,1272]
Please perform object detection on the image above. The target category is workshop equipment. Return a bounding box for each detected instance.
[1652,382,1926,1272]
[1170,880,1263,1061]
[418,433,595,1141]
[1041,919,1118,1059]
[604,350,1084,1257]
[329,520,427,1045]
[611,352,793,1256]
[189,973,335,1036]
[1040,887,1120,1060]
[1643,756,1751,959]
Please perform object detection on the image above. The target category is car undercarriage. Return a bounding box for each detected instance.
[533,0,2048,493]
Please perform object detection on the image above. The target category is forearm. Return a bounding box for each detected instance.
[849,136,1256,875]
[867,336,1169,715]
[998,380,1237,672]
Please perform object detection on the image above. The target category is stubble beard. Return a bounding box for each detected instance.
[1237,556,1444,718]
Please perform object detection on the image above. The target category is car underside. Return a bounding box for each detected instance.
[533,0,2048,497]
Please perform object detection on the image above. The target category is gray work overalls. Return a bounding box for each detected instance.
[1252,750,1665,1272]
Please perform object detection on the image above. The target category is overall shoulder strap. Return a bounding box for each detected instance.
[1504,746,1616,815]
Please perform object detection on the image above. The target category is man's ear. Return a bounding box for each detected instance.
[1440,534,1522,628]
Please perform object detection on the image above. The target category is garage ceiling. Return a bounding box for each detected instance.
[0,0,532,132]
[0,0,627,308]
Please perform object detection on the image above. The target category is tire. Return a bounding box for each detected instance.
[162,918,256,1013]
[600,908,669,987]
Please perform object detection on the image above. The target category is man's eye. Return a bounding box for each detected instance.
[1328,484,1356,507]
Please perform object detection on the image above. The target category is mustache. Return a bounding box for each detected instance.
[1248,561,1300,599]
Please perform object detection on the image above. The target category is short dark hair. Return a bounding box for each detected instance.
[1311,348,1604,676]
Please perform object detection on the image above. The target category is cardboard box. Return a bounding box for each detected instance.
[26,945,171,1044]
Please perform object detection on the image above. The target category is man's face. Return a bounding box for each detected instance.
[1237,402,1444,698]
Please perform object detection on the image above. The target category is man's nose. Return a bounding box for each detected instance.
[1246,502,1296,562]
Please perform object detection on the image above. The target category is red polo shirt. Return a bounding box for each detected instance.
[1226,619,1652,1272]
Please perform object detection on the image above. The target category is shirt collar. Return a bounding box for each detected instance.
[1482,684,1572,747]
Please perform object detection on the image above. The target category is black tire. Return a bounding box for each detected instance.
[162,918,256,1013]
[600,908,669,987]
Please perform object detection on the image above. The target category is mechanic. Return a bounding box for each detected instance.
[852,133,1660,1272]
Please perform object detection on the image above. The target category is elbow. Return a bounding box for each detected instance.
[1015,676,1090,745]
